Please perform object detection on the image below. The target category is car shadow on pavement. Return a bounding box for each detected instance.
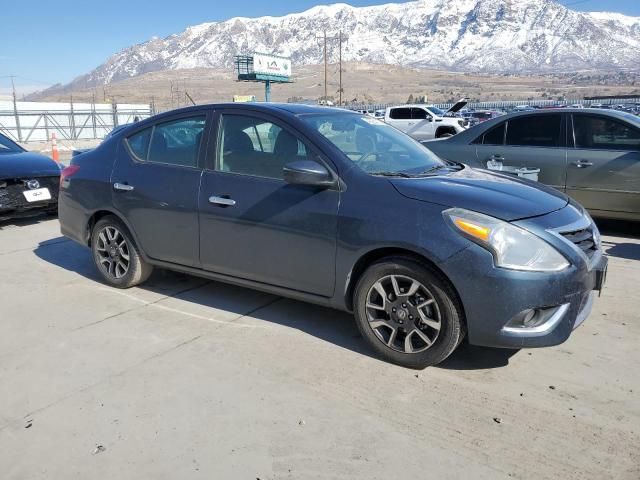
[0,213,56,230]
[34,236,518,371]
[595,219,640,261]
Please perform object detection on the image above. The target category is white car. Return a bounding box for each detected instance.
[384,100,468,140]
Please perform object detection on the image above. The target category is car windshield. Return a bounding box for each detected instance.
[0,133,23,153]
[427,106,446,117]
[301,113,446,175]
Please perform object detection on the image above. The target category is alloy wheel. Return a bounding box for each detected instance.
[95,226,131,279]
[365,275,442,354]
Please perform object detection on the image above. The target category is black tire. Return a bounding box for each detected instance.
[91,215,153,288]
[353,257,465,369]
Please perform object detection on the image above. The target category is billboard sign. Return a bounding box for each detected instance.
[253,53,292,79]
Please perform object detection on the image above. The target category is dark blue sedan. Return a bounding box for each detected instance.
[0,133,61,221]
[58,103,607,368]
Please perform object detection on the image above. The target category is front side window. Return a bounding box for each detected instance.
[302,113,445,175]
[573,115,640,151]
[218,115,309,180]
[411,108,428,120]
[389,108,411,120]
[506,115,562,148]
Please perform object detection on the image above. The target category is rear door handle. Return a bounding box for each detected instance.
[490,154,505,161]
[209,196,236,207]
[572,160,594,168]
[113,182,134,192]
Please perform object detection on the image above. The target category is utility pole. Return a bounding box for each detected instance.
[10,76,22,142]
[339,31,343,106]
[323,30,328,103]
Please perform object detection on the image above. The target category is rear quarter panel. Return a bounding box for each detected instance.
[59,141,118,245]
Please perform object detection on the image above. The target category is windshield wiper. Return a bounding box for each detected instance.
[369,171,415,178]
[418,163,464,176]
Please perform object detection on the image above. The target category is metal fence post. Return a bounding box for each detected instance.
[112,102,118,128]
[69,97,76,140]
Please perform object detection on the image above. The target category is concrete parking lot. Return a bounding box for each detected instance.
[0,216,638,479]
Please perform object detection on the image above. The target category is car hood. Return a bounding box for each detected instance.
[390,167,569,221]
[0,152,61,179]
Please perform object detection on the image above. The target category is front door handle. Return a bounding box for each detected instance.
[113,182,134,192]
[490,154,505,161]
[572,160,594,168]
[209,196,236,207]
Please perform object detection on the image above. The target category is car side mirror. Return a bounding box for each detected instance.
[283,160,334,188]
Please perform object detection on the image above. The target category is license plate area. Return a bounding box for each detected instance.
[23,188,52,203]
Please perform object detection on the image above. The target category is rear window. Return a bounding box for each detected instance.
[476,123,505,145]
[0,133,24,153]
[506,115,562,147]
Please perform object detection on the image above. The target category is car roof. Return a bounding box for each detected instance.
[152,102,353,117]
[501,108,640,122]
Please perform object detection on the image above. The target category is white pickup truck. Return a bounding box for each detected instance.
[384,100,468,140]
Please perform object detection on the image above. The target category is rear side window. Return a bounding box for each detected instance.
[126,128,152,160]
[573,115,640,151]
[506,115,562,147]
[476,123,505,145]
[389,108,411,120]
[148,116,206,167]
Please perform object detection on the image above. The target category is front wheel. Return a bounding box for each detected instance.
[91,216,153,288]
[353,258,465,369]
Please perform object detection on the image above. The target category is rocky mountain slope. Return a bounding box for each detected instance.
[48,0,640,92]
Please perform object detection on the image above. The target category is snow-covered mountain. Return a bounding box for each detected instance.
[65,0,640,88]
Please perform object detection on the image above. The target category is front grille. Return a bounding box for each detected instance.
[560,226,598,259]
[0,176,59,210]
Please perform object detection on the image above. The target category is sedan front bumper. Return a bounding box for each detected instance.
[439,244,607,349]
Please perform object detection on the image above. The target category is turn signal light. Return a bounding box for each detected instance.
[453,218,491,242]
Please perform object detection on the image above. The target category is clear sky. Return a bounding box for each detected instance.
[1,0,639,95]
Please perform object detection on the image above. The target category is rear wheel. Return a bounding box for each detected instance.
[353,257,465,369]
[91,216,153,288]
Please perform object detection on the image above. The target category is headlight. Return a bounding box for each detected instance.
[444,208,569,272]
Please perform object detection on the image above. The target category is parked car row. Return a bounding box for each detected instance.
[0,133,61,221]
[422,108,640,221]
[3,102,631,369]
[384,99,469,140]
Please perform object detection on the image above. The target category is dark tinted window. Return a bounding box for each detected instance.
[147,116,205,167]
[573,115,640,151]
[389,108,411,120]
[482,123,506,145]
[126,128,152,160]
[506,115,562,147]
[411,108,428,120]
[218,115,309,180]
